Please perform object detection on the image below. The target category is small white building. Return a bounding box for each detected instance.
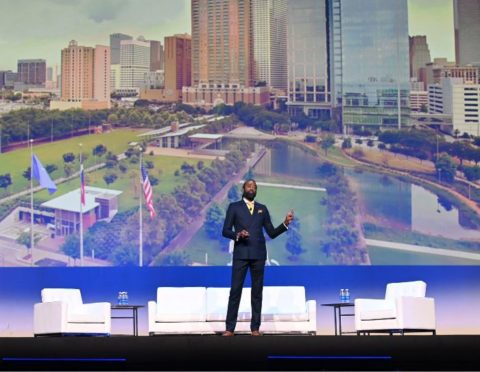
[428,77,480,136]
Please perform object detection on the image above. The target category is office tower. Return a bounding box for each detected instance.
[55,40,110,110]
[149,40,164,71]
[454,0,480,65]
[252,0,287,91]
[409,36,431,82]
[164,34,191,94]
[17,59,46,86]
[330,0,410,132]
[110,33,133,64]
[287,0,330,119]
[120,37,150,89]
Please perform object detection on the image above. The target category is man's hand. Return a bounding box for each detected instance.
[236,229,250,240]
[284,209,294,226]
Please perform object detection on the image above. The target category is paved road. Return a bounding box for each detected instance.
[366,238,480,261]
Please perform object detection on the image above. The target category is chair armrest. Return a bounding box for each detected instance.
[395,296,436,329]
[33,301,67,335]
[306,300,316,319]
[148,301,157,332]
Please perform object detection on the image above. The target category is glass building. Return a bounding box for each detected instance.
[330,0,410,132]
[287,0,331,120]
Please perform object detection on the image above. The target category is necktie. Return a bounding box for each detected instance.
[247,201,254,215]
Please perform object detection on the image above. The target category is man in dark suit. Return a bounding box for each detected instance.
[222,179,294,336]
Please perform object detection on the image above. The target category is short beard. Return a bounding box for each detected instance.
[243,191,256,201]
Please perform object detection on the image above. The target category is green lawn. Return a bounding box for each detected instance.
[183,186,333,266]
[34,155,211,211]
[0,129,143,197]
[368,246,480,265]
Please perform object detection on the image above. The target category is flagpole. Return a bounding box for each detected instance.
[30,138,34,267]
[79,143,84,266]
[139,151,143,267]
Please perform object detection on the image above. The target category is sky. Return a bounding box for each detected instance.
[0,0,454,71]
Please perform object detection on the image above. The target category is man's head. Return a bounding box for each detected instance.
[242,179,257,201]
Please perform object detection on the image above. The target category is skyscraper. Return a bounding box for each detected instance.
[149,40,164,71]
[120,37,150,89]
[192,0,253,87]
[17,59,46,86]
[54,40,110,110]
[454,0,480,66]
[330,0,410,132]
[409,36,431,81]
[186,0,269,108]
[252,0,287,91]
[110,33,133,64]
[164,34,191,95]
[287,0,330,119]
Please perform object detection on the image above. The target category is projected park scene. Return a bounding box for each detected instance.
[0,1,479,268]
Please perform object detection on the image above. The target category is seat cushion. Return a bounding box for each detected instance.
[262,286,306,314]
[67,313,106,324]
[156,287,206,322]
[261,313,309,322]
[206,287,251,321]
[360,308,397,321]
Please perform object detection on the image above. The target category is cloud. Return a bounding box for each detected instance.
[82,0,128,23]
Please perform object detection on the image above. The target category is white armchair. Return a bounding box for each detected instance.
[355,281,436,335]
[33,288,111,336]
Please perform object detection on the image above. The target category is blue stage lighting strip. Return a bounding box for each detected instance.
[2,357,126,362]
[268,355,392,360]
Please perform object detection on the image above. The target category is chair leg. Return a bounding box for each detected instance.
[356,331,360,336]
[400,330,404,336]
[432,330,436,336]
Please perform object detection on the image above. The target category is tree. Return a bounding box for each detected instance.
[196,161,205,170]
[63,152,75,163]
[92,144,107,157]
[367,139,375,147]
[342,138,352,149]
[16,231,41,250]
[464,166,480,182]
[420,103,428,113]
[228,185,241,203]
[45,164,57,174]
[119,162,128,173]
[145,160,154,169]
[22,167,31,181]
[61,234,80,264]
[205,203,225,240]
[0,173,12,191]
[111,244,139,266]
[180,162,196,176]
[285,217,303,261]
[435,153,457,183]
[103,172,118,186]
[149,175,159,186]
[63,163,75,177]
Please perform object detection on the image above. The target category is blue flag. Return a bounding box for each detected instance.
[32,154,57,194]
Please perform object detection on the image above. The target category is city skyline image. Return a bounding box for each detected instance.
[0,0,454,70]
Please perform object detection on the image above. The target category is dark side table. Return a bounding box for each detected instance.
[111,305,144,336]
[321,302,355,336]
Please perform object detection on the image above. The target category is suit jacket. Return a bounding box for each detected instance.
[222,200,287,260]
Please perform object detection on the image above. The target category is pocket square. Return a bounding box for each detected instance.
[258,209,263,214]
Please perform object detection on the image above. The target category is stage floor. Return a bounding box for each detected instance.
[0,335,478,371]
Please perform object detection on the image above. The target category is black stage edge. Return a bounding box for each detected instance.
[0,335,479,371]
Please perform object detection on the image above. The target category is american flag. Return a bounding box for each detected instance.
[80,163,86,206]
[141,163,156,218]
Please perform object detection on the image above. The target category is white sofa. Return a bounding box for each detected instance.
[33,288,111,336]
[355,281,436,335]
[148,286,316,335]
